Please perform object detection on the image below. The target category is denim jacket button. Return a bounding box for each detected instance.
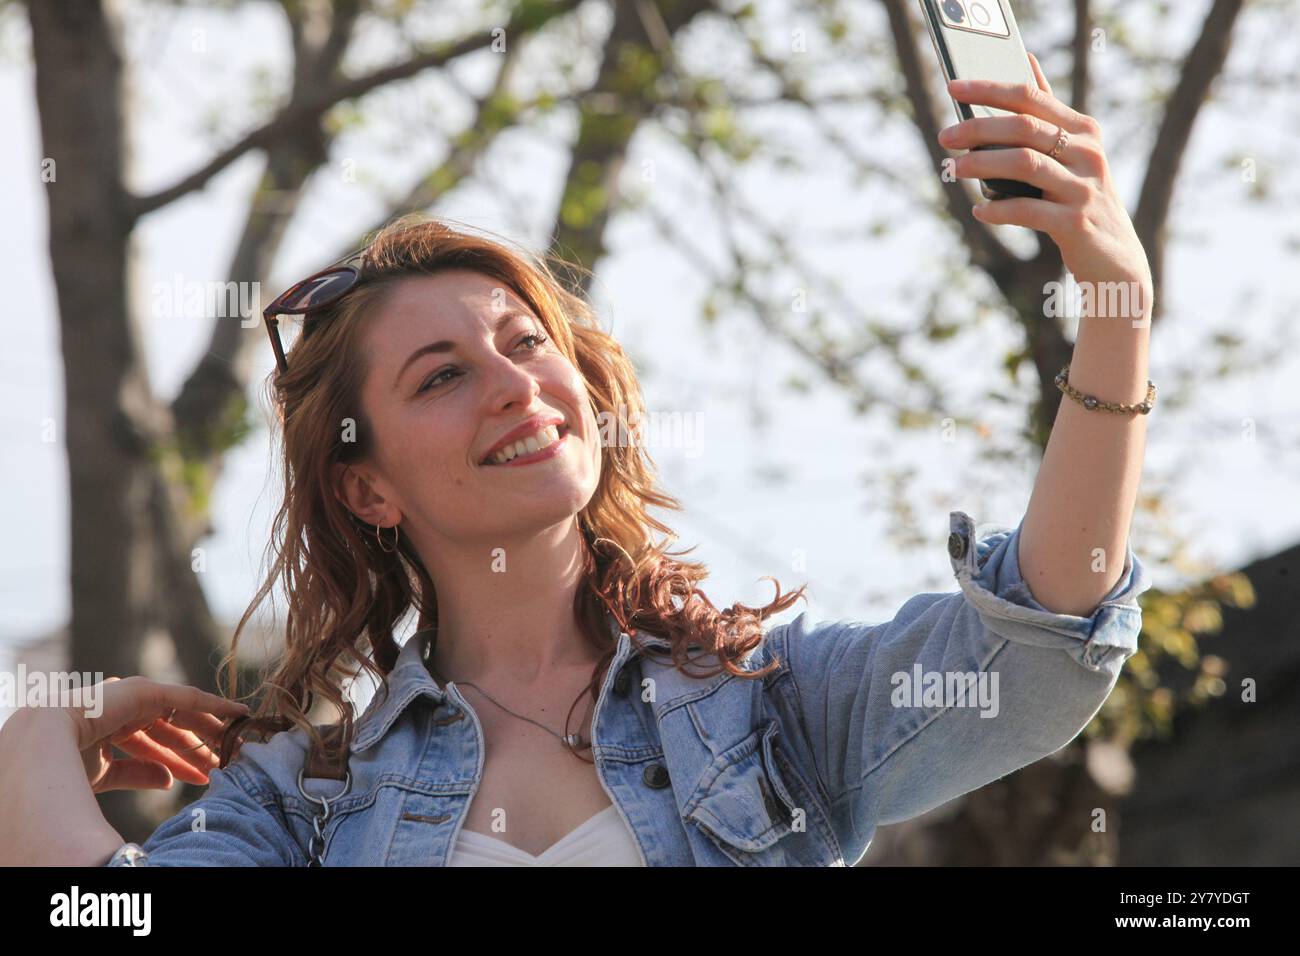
[613,668,631,697]
[642,763,671,789]
[947,531,968,562]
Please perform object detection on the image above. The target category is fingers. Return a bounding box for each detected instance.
[181,712,243,759]
[947,76,1089,134]
[939,113,1061,155]
[971,196,1070,233]
[78,676,250,751]
[120,706,244,774]
[112,730,214,786]
[139,708,237,755]
[954,147,1087,202]
[144,718,221,768]
[94,757,176,794]
[127,679,252,725]
[90,680,252,787]
[1026,51,1053,97]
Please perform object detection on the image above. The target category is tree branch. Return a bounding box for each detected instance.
[722,7,930,200]
[644,193,941,426]
[1133,0,1246,323]
[339,39,529,255]
[1071,0,1091,116]
[127,0,583,220]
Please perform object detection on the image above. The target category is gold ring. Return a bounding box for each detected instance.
[1048,126,1069,162]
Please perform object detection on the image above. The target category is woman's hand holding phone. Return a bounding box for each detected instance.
[939,51,1154,302]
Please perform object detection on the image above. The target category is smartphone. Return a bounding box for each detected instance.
[918,0,1042,201]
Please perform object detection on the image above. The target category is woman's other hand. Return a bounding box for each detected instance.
[59,676,251,792]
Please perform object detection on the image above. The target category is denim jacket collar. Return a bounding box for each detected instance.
[349,611,671,753]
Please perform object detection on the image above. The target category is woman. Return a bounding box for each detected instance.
[0,58,1153,866]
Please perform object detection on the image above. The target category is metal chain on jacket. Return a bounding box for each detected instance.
[296,769,351,867]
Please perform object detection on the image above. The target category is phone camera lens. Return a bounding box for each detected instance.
[942,0,966,22]
[969,2,991,25]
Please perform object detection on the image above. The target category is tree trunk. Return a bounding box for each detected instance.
[29,0,159,839]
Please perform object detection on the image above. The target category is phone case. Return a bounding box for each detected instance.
[918,0,1042,200]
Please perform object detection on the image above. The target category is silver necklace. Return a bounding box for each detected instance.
[422,634,589,751]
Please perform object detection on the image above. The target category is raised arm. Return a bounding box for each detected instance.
[941,53,1155,616]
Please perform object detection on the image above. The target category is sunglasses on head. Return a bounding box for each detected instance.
[262,251,368,374]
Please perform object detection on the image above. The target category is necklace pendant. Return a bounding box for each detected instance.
[562,733,583,750]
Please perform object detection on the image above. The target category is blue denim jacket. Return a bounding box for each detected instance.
[107,510,1149,866]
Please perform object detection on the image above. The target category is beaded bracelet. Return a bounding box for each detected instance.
[1055,364,1156,415]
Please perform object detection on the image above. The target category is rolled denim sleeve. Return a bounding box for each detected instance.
[767,509,1149,863]
[103,760,303,867]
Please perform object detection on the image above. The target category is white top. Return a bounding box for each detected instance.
[446,805,644,866]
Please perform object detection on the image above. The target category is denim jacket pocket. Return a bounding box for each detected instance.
[682,720,799,864]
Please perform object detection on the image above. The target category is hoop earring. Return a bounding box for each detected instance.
[375,522,400,554]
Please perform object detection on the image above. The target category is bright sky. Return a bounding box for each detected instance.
[2,2,1297,717]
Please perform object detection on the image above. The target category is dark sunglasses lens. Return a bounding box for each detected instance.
[277,268,357,311]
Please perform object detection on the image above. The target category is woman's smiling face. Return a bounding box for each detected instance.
[345,269,602,550]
